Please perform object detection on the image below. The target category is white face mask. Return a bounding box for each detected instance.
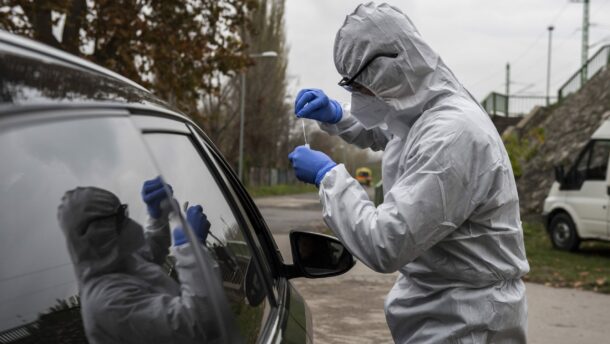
[350,92,393,129]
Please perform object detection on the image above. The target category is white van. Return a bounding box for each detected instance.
[543,119,610,251]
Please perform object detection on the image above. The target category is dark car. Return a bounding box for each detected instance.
[0,31,354,343]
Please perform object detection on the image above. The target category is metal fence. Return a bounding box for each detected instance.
[248,167,297,186]
[558,44,610,100]
[481,44,610,116]
[480,92,555,117]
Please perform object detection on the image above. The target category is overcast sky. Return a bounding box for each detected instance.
[284,0,610,104]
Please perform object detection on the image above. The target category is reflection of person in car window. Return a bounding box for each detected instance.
[57,183,217,344]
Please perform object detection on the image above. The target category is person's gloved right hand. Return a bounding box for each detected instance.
[141,176,174,219]
[173,205,211,246]
[295,88,342,123]
[288,145,337,187]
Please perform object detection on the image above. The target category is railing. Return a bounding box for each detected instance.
[558,44,610,100]
[481,44,610,116]
[481,92,555,117]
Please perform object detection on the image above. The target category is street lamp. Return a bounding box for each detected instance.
[238,51,278,181]
[546,25,554,106]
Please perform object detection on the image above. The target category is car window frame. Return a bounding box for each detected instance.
[185,122,291,342]
[187,124,286,269]
[186,128,279,292]
[585,139,610,181]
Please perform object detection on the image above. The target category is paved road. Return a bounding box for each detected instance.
[254,193,610,344]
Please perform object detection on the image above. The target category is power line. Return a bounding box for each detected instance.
[591,0,610,22]
[0,262,72,283]
[512,2,571,66]
[512,28,580,84]
[471,2,573,90]
[549,2,571,26]
[470,69,504,88]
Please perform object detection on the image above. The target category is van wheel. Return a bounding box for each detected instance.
[549,213,580,251]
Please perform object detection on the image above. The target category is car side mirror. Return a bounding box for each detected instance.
[286,231,355,279]
[554,164,565,185]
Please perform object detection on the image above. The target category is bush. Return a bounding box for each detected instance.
[503,128,545,178]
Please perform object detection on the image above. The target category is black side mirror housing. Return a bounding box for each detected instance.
[285,231,355,279]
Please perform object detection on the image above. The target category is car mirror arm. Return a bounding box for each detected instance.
[282,263,304,279]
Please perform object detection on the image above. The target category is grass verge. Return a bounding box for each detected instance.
[246,183,317,198]
[523,222,610,293]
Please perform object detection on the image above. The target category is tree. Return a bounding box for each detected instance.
[240,0,291,169]
[0,0,257,113]
[198,0,292,171]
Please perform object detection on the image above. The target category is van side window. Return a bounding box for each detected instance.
[568,145,591,187]
[587,140,610,180]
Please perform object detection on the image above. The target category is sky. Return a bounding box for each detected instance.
[284,0,610,104]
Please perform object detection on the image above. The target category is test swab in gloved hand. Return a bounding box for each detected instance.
[301,119,310,149]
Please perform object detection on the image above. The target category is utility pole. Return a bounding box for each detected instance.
[579,0,591,86]
[569,0,591,86]
[505,63,510,117]
[546,26,554,106]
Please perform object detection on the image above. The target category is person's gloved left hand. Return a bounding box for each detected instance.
[288,145,337,187]
[173,205,211,246]
[141,176,174,219]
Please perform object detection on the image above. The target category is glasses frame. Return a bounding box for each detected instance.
[338,52,399,89]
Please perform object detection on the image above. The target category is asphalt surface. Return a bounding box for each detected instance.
[254,192,610,344]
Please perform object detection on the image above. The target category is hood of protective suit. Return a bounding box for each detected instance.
[58,187,145,282]
[334,2,465,137]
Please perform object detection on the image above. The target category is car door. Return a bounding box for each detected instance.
[564,140,610,239]
[185,122,312,344]
[134,115,284,343]
[0,109,238,343]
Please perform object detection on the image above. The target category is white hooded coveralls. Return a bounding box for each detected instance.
[319,3,529,343]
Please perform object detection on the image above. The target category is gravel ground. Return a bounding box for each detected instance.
[292,266,396,343]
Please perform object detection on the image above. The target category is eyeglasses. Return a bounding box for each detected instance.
[338,52,399,92]
[115,203,129,226]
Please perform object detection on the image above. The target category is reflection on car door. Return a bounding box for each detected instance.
[142,131,272,343]
[0,112,237,343]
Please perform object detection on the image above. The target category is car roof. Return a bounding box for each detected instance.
[0,31,179,115]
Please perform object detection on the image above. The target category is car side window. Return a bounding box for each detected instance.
[142,133,270,343]
[0,117,183,342]
[587,140,610,180]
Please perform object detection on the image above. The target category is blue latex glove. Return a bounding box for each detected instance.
[173,205,211,246]
[141,176,173,219]
[295,88,342,124]
[288,145,337,186]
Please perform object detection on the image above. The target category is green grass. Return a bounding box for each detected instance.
[246,183,317,198]
[523,222,610,293]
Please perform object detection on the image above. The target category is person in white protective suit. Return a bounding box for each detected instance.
[288,2,529,343]
[57,183,218,344]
